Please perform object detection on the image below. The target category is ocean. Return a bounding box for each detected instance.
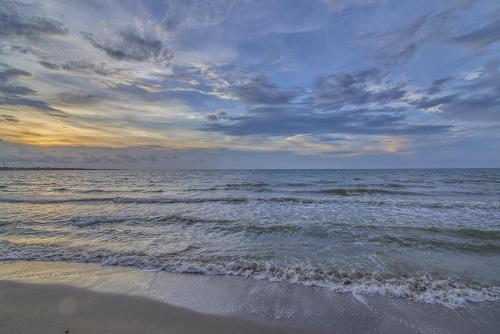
[1,169,499,309]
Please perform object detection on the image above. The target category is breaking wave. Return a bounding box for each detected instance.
[0,243,497,309]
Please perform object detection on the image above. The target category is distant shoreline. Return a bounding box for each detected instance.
[0,167,498,171]
[0,167,121,171]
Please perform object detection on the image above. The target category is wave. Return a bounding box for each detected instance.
[372,235,500,255]
[444,228,500,240]
[444,178,500,185]
[142,189,164,193]
[0,196,251,205]
[79,189,108,193]
[302,223,500,243]
[224,182,270,191]
[0,195,315,205]
[383,183,407,189]
[1,195,499,210]
[0,197,116,204]
[79,188,165,194]
[317,180,338,184]
[339,198,500,210]
[52,187,70,192]
[2,189,499,211]
[68,212,500,245]
[71,216,129,227]
[71,214,235,228]
[320,188,416,196]
[71,215,300,235]
[185,187,219,191]
[0,244,497,309]
[149,214,234,226]
[186,183,270,192]
[364,225,500,242]
[113,196,250,204]
[225,182,269,188]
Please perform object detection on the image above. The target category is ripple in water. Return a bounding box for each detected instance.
[0,169,499,308]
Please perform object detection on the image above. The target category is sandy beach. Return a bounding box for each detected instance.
[0,280,300,334]
[1,261,499,334]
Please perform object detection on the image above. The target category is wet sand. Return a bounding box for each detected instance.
[1,261,499,333]
[0,280,299,334]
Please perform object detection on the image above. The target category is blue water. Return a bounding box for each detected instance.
[1,169,499,308]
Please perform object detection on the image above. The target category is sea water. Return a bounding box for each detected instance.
[1,169,499,308]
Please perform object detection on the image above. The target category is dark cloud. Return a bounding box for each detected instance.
[0,97,67,117]
[0,66,67,117]
[206,69,449,136]
[232,76,300,105]
[0,67,30,80]
[0,114,19,123]
[428,92,500,121]
[414,94,460,109]
[0,4,68,37]
[206,105,449,136]
[207,111,228,121]
[313,69,406,110]
[39,60,121,76]
[427,77,452,94]
[412,60,500,120]
[452,18,500,50]
[57,92,106,105]
[38,61,60,70]
[82,29,172,63]
[0,85,34,96]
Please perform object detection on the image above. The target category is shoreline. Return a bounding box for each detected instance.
[1,260,499,333]
[0,280,299,334]
[0,167,121,171]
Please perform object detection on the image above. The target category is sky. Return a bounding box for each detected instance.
[0,0,499,168]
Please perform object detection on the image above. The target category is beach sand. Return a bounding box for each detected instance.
[1,261,499,333]
[0,280,299,334]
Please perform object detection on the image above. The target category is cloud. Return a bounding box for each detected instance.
[0,97,67,117]
[0,114,19,123]
[365,13,437,64]
[313,69,407,110]
[452,18,500,50]
[0,0,499,166]
[232,76,300,105]
[411,60,500,120]
[0,67,30,80]
[0,3,68,37]
[206,106,449,136]
[57,92,106,105]
[82,28,172,63]
[39,60,121,76]
[427,77,452,94]
[361,2,486,64]
[0,65,67,117]
[414,94,460,110]
[0,84,34,96]
[321,0,387,12]
[206,70,450,137]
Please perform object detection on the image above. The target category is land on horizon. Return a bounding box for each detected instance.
[0,167,121,171]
